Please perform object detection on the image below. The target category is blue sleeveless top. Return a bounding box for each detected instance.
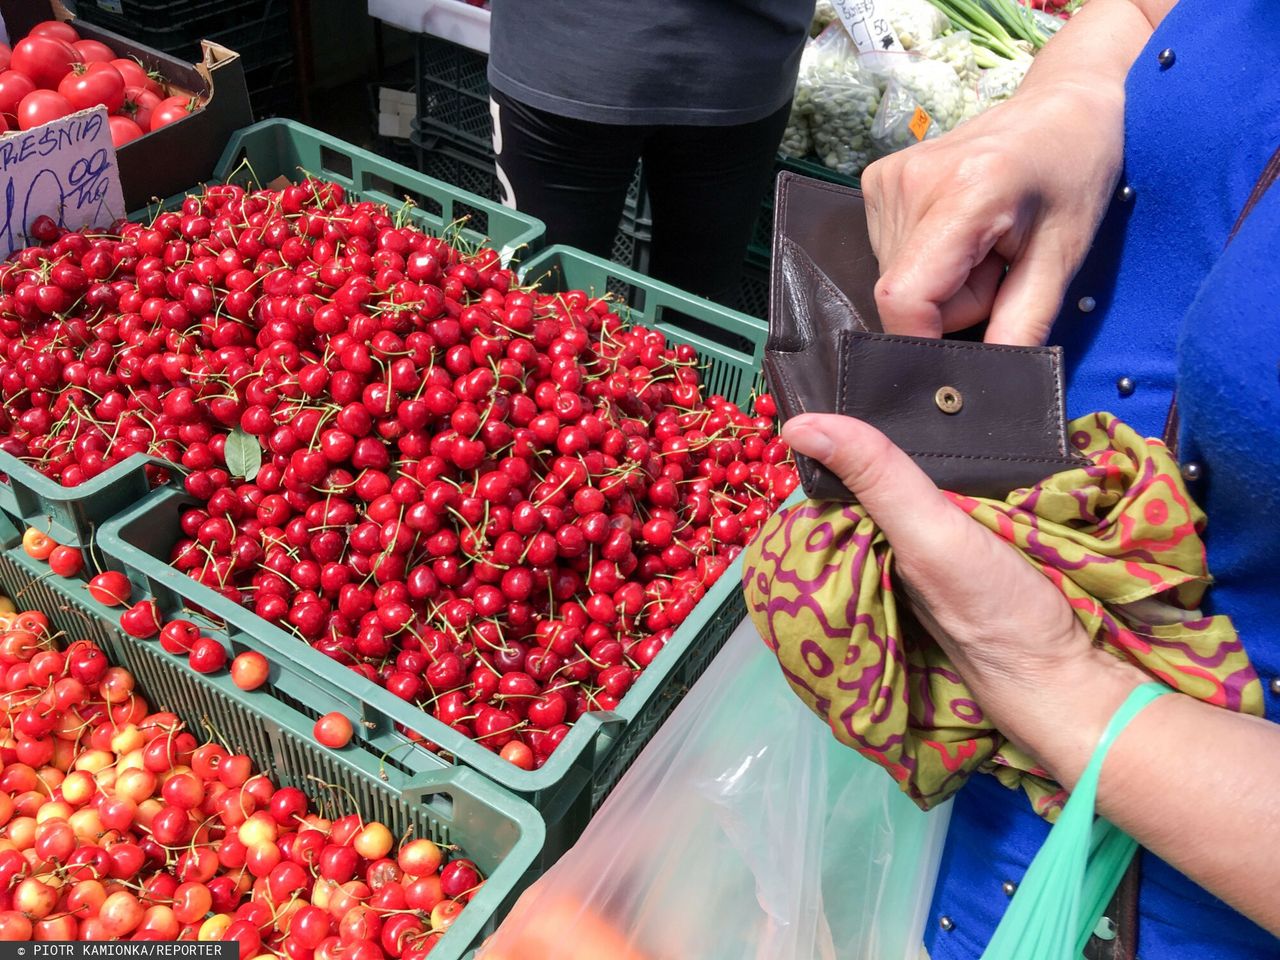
[925,2,1280,957]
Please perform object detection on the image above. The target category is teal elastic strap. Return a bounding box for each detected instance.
[979,682,1172,960]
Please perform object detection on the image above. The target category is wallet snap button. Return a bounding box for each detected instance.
[935,386,963,414]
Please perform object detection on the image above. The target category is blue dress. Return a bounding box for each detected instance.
[925,2,1280,957]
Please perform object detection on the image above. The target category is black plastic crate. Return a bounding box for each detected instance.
[411,125,502,201]
[204,2,292,71]
[736,259,770,320]
[415,35,492,153]
[244,55,297,119]
[70,0,288,64]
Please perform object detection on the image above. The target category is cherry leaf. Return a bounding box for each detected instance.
[224,428,262,482]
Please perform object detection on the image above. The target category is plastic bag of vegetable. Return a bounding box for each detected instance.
[798,25,883,176]
[780,41,815,158]
[861,51,967,154]
[780,100,813,159]
[977,52,1034,104]
[917,29,980,85]
[475,620,953,960]
[871,76,943,153]
[886,0,951,49]
[811,0,838,36]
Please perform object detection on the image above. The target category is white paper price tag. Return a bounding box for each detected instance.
[0,106,126,259]
[830,0,904,52]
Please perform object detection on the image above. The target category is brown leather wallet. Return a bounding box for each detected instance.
[765,172,1085,502]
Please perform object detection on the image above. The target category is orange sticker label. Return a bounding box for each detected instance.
[908,106,933,142]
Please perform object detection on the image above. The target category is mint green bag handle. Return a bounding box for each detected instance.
[980,682,1171,960]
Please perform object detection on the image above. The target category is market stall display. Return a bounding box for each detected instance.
[0,507,545,958]
[0,115,793,870]
[0,1,1164,956]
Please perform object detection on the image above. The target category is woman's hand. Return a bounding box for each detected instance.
[860,0,1172,346]
[782,412,1145,786]
[783,412,1280,933]
[861,83,1124,346]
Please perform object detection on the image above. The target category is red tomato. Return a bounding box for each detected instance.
[107,114,144,148]
[57,62,125,113]
[0,44,10,73]
[17,89,72,130]
[0,114,8,133]
[149,95,195,132]
[29,21,80,44]
[10,36,81,90]
[72,40,116,64]
[111,58,163,97]
[0,70,36,120]
[122,86,161,129]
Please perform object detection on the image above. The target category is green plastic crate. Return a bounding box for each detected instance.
[95,252,768,861]
[0,510,544,960]
[0,118,546,549]
[100,487,748,868]
[0,452,172,549]
[205,119,545,266]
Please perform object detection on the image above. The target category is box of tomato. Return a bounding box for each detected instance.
[0,0,252,211]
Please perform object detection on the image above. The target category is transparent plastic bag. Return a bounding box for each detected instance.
[798,25,882,176]
[780,39,816,158]
[811,0,838,36]
[862,52,966,155]
[780,99,814,159]
[478,620,953,960]
[871,77,943,154]
[917,30,980,86]
[886,0,950,49]
[977,53,1034,105]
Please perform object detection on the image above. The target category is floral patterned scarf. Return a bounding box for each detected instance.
[743,413,1263,819]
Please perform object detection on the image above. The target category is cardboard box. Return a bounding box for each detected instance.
[0,0,254,210]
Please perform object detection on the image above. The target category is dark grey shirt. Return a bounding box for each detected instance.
[488,0,815,126]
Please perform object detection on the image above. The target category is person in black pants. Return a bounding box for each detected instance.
[488,0,815,308]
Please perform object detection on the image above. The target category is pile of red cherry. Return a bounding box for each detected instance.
[0,179,796,769]
[0,604,482,956]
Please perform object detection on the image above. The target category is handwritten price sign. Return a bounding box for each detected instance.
[0,106,126,259]
[828,0,904,52]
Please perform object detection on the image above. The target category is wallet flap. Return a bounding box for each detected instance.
[836,329,1077,462]
[771,171,883,334]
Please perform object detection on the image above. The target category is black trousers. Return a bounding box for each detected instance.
[490,88,790,307]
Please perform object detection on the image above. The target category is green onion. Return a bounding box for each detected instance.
[925,0,1047,57]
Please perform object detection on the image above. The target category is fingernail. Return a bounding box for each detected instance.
[782,419,834,460]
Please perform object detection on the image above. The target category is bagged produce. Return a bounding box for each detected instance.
[478,620,952,960]
[811,0,838,36]
[886,0,950,49]
[978,52,1034,104]
[863,51,968,154]
[780,98,813,159]
[797,25,882,176]
[780,41,816,158]
[871,76,943,152]
[917,29,980,85]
